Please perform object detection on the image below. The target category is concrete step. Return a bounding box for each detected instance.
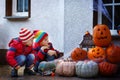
[0,65,120,80]
[0,49,7,65]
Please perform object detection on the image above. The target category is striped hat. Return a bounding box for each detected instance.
[19,28,34,42]
[33,30,48,44]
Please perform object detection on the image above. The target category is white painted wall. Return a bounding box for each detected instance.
[0,0,64,52]
[64,0,93,54]
[0,0,93,54]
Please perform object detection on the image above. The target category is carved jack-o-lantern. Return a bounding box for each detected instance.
[93,24,111,47]
[71,48,87,61]
[88,46,106,63]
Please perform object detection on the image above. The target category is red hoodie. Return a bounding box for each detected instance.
[6,38,35,67]
[33,42,60,61]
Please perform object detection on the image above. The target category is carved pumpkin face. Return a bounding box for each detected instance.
[93,24,111,47]
[71,48,87,61]
[88,46,106,63]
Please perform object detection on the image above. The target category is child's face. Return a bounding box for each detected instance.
[24,37,34,46]
[40,36,49,46]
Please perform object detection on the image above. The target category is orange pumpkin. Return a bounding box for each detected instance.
[99,62,118,76]
[71,48,87,61]
[88,46,106,63]
[93,24,111,47]
[106,44,120,63]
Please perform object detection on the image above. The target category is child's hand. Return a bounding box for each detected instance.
[29,64,34,69]
[41,46,49,52]
[15,65,21,70]
[48,50,57,57]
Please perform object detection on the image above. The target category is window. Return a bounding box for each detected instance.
[17,0,28,12]
[5,0,31,20]
[93,0,120,35]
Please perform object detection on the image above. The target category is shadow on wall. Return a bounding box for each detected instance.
[0,49,7,65]
[0,25,9,65]
[0,26,10,49]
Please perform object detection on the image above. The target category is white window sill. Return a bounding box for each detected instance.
[110,30,118,36]
[4,16,29,20]
[13,12,28,16]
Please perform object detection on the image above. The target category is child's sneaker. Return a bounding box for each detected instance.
[17,66,25,76]
[11,68,18,77]
[24,68,36,75]
[33,68,38,73]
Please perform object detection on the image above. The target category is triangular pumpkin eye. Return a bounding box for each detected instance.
[98,28,100,31]
[92,50,95,52]
[80,52,82,55]
[104,28,106,31]
[97,49,99,51]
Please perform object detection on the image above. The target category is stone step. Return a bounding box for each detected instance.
[0,49,7,65]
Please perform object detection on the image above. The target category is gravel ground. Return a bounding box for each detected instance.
[0,65,120,80]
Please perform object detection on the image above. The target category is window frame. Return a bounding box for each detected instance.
[93,0,120,35]
[5,0,31,20]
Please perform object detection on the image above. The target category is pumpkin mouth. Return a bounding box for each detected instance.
[97,36,107,40]
[93,56,103,59]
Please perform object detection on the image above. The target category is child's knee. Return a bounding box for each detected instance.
[47,55,55,61]
[16,55,26,65]
[27,54,35,60]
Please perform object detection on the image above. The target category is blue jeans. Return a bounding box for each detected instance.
[46,54,55,61]
[15,54,35,68]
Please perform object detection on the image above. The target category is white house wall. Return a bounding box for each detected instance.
[31,0,64,52]
[0,0,64,52]
[64,0,93,54]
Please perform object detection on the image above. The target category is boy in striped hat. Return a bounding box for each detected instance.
[33,30,62,73]
[6,28,36,77]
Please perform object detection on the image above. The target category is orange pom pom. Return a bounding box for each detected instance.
[51,72,55,77]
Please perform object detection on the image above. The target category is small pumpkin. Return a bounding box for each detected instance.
[88,46,106,63]
[93,24,111,47]
[99,62,118,76]
[38,61,56,76]
[106,44,120,63]
[71,47,87,61]
[76,60,98,77]
[55,59,76,77]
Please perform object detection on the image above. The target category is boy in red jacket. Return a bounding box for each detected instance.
[33,30,62,72]
[6,28,36,77]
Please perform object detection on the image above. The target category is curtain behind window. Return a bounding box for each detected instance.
[17,0,28,12]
